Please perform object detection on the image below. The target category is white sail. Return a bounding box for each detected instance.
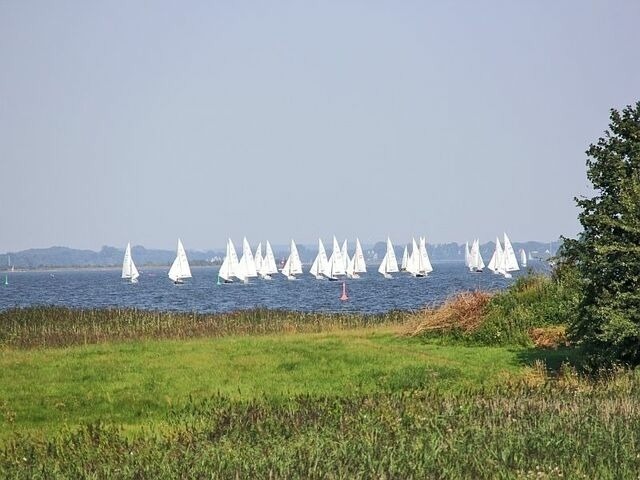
[406,238,420,276]
[290,239,303,275]
[353,238,367,274]
[254,242,263,274]
[282,239,303,278]
[378,237,399,277]
[121,242,139,282]
[487,237,503,274]
[519,248,527,267]
[400,245,408,271]
[346,255,356,278]
[259,241,278,278]
[419,237,433,274]
[341,239,349,272]
[219,238,240,282]
[464,242,471,268]
[310,238,329,279]
[237,237,258,280]
[326,236,346,279]
[168,238,192,282]
[218,242,231,282]
[502,233,520,274]
[469,238,485,271]
[377,252,388,276]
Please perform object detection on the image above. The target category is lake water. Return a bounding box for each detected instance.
[0,263,546,314]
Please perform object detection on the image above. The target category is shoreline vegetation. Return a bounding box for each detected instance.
[2,274,638,478]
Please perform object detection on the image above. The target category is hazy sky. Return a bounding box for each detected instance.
[1,1,639,252]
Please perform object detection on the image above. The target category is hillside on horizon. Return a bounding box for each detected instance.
[0,240,559,270]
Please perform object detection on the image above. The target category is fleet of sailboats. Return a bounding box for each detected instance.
[116,234,532,286]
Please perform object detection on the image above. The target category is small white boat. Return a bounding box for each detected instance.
[519,248,527,268]
[236,237,258,283]
[218,238,240,284]
[254,242,263,275]
[281,239,303,280]
[378,237,399,278]
[418,237,433,276]
[341,239,350,273]
[400,245,408,272]
[487,237,503,275]
[468,238,485,272]
[168,238,192,284]
[464,242,471,269]
[501,233,520,278]
[325,236,346,281]
[259,241,279,279]
[310,238,330,280]
[346,238,367,278]
[121,242,140,284]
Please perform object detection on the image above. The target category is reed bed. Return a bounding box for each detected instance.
[2,368,640,478]
[0,306,408,349]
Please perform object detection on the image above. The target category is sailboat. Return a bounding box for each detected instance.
[310,238,330,280]
[121,242,140,283]
[464,242,471,269]
[254,242,263,275]
[519,248,527,268]
[406,238,420,277]
[400,245,408,272]
[218,238,240,284]
[487,237,504,275]
[501,233,520,278]
[236,237,258,283]
[168,238,192,284]
[325,236,346,281]
[281,239,303,280]
[378,237,399,278]
[405,237,433,277]
[468,238,485,272]
[341,240,350,272]
[259,241,279,279]
[346,238,367,278]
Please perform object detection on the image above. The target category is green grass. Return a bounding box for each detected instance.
[0,326,526,438]
[3,368,640,478]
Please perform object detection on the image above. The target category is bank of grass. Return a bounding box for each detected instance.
[0,327,525,439]
[3,367,640,478]
[0,307,407,349]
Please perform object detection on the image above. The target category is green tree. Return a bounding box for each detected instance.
[562,102,640,367]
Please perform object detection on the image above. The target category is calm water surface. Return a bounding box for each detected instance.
[0,263,545,314]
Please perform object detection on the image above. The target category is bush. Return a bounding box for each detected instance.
[410,272,580,346]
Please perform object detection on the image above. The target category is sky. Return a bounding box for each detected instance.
[1,1,639,252]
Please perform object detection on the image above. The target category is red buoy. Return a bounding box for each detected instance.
[340,281,348,301]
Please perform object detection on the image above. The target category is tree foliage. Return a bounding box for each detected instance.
[562,102,640,367]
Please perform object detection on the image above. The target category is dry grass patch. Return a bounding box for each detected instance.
[528,325,569,349]
[407,291,492,336]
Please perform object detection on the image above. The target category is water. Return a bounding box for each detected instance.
[0,263,544,314]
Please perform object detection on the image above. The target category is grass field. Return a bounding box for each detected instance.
[2,303,638,478]
[0,326,529,438]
